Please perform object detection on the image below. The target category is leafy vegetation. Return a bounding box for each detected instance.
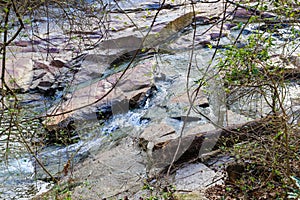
[0,0,299,199]
[205,1,300,198]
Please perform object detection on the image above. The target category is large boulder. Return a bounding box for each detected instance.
[44,63,156,130]
[139,120,216,170]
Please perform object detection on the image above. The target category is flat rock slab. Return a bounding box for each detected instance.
[71,54,114,85]
[145,116,273,174]
[174,163,223,191]
[0,54,33,91]
[69,137,147,199]
[140,121,216,169]
[159,77,210,120]
[139,121,177,149]
[44,63,155,130]
[140,121,216,150]
[139,110,252,172]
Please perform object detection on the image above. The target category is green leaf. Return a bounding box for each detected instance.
[24,19,31,24]
[274,131,283,140]
[237,22,243,29]
[3,7,9,13]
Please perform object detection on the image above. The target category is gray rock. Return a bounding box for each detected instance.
[174,163,223,191]
[71,54,112,85]
[14,40,41,47]
[98,35,143,51]
[68,137,147,199]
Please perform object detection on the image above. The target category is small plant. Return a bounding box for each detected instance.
[141,180,176,200]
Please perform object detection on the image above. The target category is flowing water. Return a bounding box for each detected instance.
[1,47,299,199]
[1,1,300,199]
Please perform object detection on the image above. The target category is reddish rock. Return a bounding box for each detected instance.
[33,61,50,71]
[210,32,228,40]
[14,40,41,47]
[44,63,155,130]
[50,59,65,68]
[197,40,211,47]
[193,16,211,25]
[20,46,38,52]
[0,56,33,91]
[31,60,71,93]
[233,8,255,20]
[71,54,113,85]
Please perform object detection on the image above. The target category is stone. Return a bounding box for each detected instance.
[50,59,66,68]
[97,36,143,52]
[71,54,113,85]
[210,32,228,40]
[44,63,155,130]
[225,23,237,30]
[174,163,223,191]
[140,119,216,170]
[20,46,38,53]
[33,61,51,71]
[30,60,74,94]
[225,110,251,126]
[32,69,47,81]
[197,40,211,47]
[40,47,60,53]
[14,40,41,47]
[143,12,196,48]
[232,8,255,21]
[166,79,209,120]
[261,12,276,19]
[0,56,33,91]
[142,106,169,121]
[287,55,300,69]
[68,137,146,199]
[169,88,208,106]
[139,121,178,151]
[193,16,211,26]
[31,70,56,92]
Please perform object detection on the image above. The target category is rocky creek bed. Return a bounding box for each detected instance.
[0,0,300,199]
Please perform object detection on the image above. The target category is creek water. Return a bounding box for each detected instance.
[1,1,300,199]
[0,104,150,199]
[1,44,299,200]
[0,49,211,199]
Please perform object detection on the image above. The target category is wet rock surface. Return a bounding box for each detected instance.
[44,63,156,130]
[1,0,300,199]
